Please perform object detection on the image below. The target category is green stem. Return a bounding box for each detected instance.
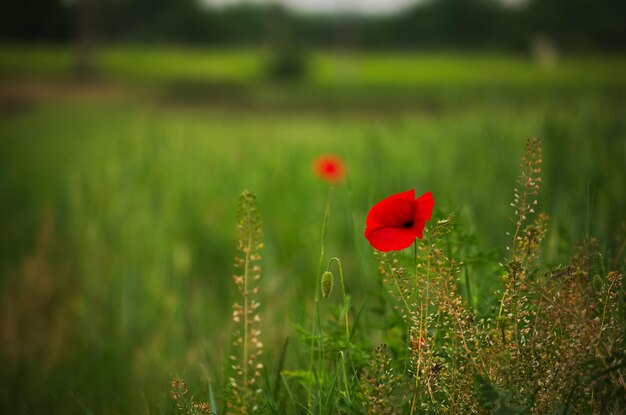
[340,351,352,405]
[464,266,473,310]
[327,257,349,343]
[309,185,333,410]
[242,201,253,404]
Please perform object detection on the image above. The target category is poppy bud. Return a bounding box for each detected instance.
[321,271,334,298]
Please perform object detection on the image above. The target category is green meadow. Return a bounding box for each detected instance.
[3,45,626,90]
[0,46,625,413]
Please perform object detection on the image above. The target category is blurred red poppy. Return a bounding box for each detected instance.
[314,155,345,183]
[364,189,434,252]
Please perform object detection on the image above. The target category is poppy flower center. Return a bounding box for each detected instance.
[403,220,414,228]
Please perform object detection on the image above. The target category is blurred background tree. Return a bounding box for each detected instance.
[2,0,625,51]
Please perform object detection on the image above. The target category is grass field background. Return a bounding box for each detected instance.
[0,45,625,413]
[3,45,626,86]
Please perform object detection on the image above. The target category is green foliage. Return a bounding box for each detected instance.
[245,138,624,414]
[249,138,626,413]
[475,375,528,415]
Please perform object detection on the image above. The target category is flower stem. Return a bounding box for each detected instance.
[340,351,352,405]
[327,257,349,343]
[308,185,333,409]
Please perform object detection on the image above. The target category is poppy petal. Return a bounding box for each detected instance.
[414,191,434,222]
[366,189,415,228]
[364,226,417,252]
[412,218,426,239]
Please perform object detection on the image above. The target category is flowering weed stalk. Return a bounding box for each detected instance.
[226,190,264,414]
[171,378,213,415]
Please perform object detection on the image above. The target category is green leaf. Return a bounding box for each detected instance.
[475,375,529,415]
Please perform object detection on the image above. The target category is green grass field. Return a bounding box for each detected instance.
[0,45,625,413]
[2,45,626,87]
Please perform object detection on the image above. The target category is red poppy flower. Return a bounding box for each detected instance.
[364,189,434,252]
[314,155,345,183]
